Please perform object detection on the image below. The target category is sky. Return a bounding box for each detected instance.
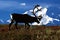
[0,0,60,26]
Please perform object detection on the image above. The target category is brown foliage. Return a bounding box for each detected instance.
[0,25,60,40]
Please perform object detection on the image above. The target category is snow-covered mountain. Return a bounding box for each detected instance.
[23,6,60,26]
[4,6,60,26]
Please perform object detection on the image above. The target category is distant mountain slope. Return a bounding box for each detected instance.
[0,6,60,26]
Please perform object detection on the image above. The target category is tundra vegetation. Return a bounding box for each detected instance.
[0,24,60,40]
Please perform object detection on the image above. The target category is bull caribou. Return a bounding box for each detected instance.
[9,4,42,30]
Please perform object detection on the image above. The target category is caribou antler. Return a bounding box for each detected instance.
[32,4,40,17]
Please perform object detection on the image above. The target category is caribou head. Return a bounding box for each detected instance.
[32,4,42,22]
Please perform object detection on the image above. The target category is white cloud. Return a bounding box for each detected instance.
[52,12,54,15]
[58,14,60,17]
[40,3,60,9]
[24,9,35,17]
[24,9,33,14]
[44,5,51,8]
[6,19,11,23]
[24,11,28,14]
[0,1,26,10]
[0,19,4,23]
[29,10,33,12]
[40,3,52,8]
[0,1,19,10]
[20,3,26,6]
[58,7,60,9]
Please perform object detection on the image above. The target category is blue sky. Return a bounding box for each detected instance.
[0,0,60,25]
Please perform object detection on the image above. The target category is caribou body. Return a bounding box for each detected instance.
[9,13,42,30]
[9,4,42,30]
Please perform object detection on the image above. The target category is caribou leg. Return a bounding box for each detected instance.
[15,22,18,30]
[26,23,30,29]
[9,20,14,30]
[25,23,27,29]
